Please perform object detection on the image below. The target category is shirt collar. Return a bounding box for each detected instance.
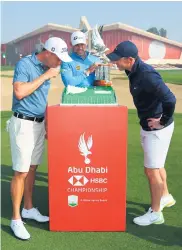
[71,51,89,60]
[31,52,43,66]
[130,56,141,73]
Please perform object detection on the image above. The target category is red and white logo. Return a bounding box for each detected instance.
[68,175,89,186]
[78,133,93,164]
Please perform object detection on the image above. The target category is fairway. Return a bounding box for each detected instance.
[0,66,14,71]
[157,70,182,85]
[1,110,182,250]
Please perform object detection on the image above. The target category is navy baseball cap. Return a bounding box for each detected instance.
[107,41,138,61]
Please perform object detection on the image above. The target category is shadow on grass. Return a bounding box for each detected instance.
[1,165,50,237]
[1,165,182,247]
[126,200,182,247]
[1,164,48,183]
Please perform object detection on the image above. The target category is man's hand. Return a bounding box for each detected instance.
[87,63,99,74]
[147,118,164,130]
[44,68,60,80]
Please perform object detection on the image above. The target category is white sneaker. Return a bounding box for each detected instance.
[10,219,30,240]
[21,208,49,222]
[133,208,164,226]
[160,194,176,211]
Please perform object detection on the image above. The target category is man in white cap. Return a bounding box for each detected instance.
[8,37,72,240]
[61,31,101,87]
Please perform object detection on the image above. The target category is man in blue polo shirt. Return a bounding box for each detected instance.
[61,31,101,87]
[8,37,72,240]
[107,41,176,226]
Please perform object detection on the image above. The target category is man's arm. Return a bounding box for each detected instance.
[61,62,88,87]
[61,62,98,87]
[13,60,59,100]
[144,71,176,125]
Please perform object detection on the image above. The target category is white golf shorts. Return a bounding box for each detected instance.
[140,122,174,169]
[8,116,46,172]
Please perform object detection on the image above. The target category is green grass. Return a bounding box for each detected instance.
[157,70,182,85]
[1,66,14,71]
[0,75,13,78]
[111,70,182,84]
[112,76,128,80]
[1,110,182,250]
[0,67,181,85]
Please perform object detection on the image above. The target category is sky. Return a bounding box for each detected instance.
[1,1,182,43]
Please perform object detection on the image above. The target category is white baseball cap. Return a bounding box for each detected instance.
[44,37,72,62]
[71,31,87,46]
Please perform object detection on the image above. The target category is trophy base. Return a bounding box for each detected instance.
[94,80,112,87]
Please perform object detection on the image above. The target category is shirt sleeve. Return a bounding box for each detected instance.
[143,71,176,125]
[93,56,102,64]
[13,59,29,83]
[60,62,87,87]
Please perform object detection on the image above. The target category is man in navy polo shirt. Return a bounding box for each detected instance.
[61,31,101,87]
[107,41,176,226]
[8,37,72,240]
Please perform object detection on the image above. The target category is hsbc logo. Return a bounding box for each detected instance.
[68,175,89,186]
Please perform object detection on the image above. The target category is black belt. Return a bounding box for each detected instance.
[14,112,44,123]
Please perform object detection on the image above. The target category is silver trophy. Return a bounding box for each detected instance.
[91,25,112,86]
[91,24,110,63]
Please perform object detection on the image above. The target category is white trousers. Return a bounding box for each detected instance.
[8,116,45,172]
[140,122,174,168]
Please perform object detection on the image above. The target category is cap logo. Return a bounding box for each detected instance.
[61,47,68,53]
[51,47,55,52]
[73,36,84,41]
